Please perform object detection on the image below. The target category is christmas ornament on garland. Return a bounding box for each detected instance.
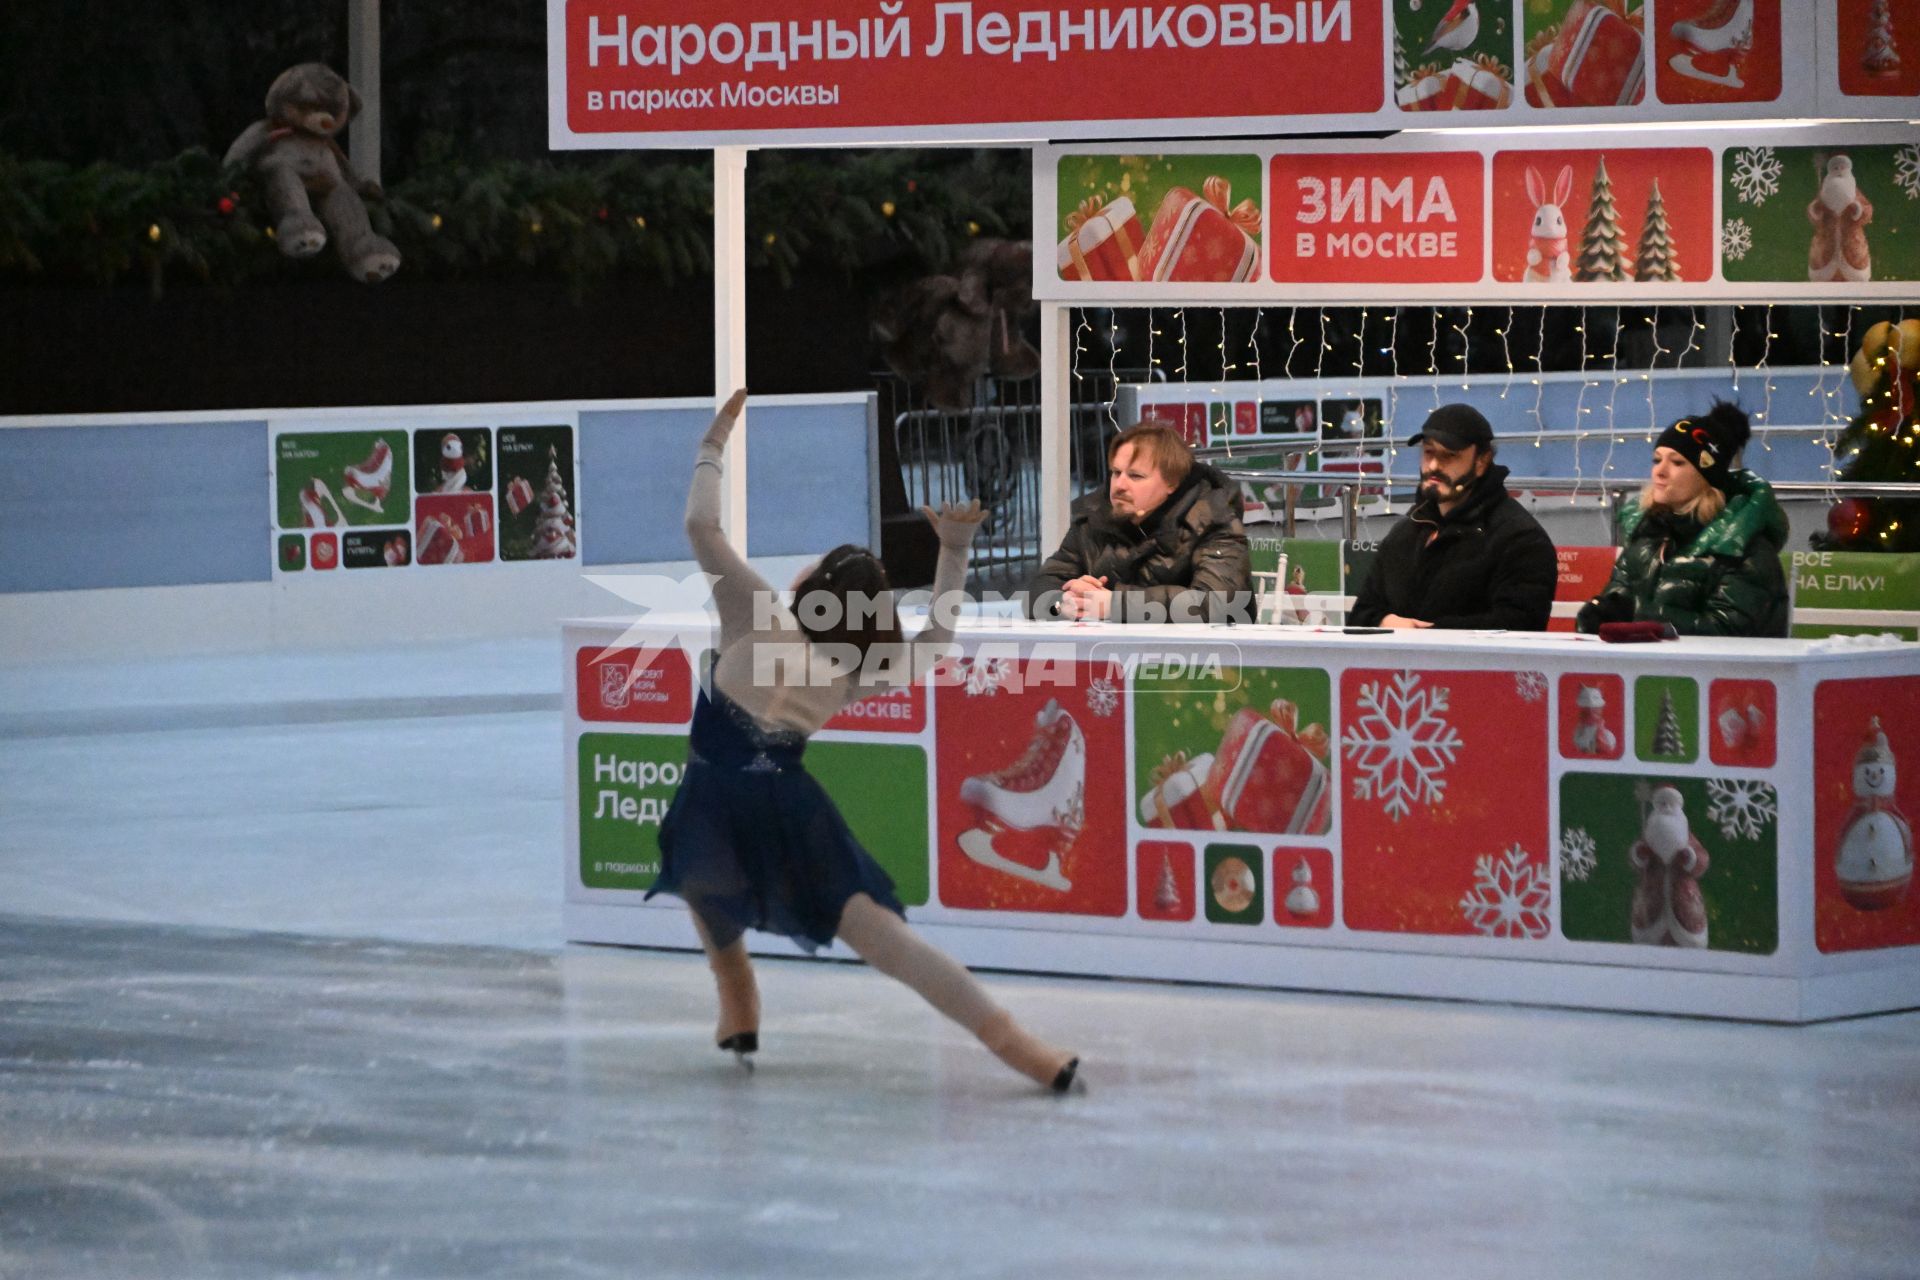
[1818,319,1920,552]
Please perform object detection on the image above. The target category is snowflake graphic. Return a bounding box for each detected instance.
[1722,218,1754,263]
[1729,147,1783,206]
[1514,670,1547,703]
[960,655,1014,697]
[1559,827,1598,883]
[1086,676,1119,718]
[1706,779,1777,841]
[1460,844,1553,939]
[1342,670,1464,822]
[1895,144,1920,202]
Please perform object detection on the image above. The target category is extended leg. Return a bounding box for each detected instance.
[690,911,759,1056]
[836,894,1078,1092]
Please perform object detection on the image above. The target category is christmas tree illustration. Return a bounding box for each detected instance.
[1393,24,1411,88]
[1864,0,1902,78]
[1154,853,1181,913]
[532,445,578,559]
[1652,690,1686,757]
[1635,179,1680,283]
[1816,320,1920,552]
[1573,157,1632,282]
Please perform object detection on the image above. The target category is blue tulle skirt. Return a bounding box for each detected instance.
[646,684,905,951]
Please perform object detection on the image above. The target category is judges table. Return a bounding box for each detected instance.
[563,614,1920,1023]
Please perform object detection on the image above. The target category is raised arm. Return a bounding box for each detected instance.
[898,500,985,683]
[684,389,771,646]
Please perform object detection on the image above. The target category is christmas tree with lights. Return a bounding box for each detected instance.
[1817,320,1920,552]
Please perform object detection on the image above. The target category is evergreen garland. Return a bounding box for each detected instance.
[0,147,1024,297]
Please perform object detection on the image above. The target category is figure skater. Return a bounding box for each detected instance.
[647,390,1080,1093]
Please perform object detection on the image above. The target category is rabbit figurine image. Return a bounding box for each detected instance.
[1523,164,1575,284]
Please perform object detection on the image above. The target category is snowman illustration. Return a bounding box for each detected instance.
[1628,785,1711,948]
[1283,856,1320,919]
[437,432,470,494]
[1834,717,1914,911]
[1571,685,1618,756]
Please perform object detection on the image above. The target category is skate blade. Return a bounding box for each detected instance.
[957,828,1071,891]
[1668,53,1744,89]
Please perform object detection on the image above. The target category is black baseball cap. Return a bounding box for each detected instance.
[1406,404,1493,451]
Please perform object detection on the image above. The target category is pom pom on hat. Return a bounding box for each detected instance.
[1655,402,1749,492]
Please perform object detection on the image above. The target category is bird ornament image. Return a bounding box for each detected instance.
[1425,0,1480,56]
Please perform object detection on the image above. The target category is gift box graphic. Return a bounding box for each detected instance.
[1202,703,1331,834]
[1544,0,1646,107]
[1444,54,1513,110]
[1396,66,1451,111]
[1138,752,1227,830]
[463,502,492,539]
[1140,178,1261,284]
[417,515,464,566]
[505,475,535,516]
[1056,194,1144,282]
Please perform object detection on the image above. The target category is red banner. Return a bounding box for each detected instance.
[1268,151,1485,284]
[559,1,1385,143]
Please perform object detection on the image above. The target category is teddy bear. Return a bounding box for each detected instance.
[224,63,400,284]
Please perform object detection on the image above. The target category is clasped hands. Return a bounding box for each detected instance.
[1056,574,1114,620]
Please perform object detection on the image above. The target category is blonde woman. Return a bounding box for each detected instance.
[1577,403,1789,637]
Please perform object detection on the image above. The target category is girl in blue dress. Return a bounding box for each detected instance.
[648,390,1079,1093]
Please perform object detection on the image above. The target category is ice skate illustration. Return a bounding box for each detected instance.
[298,477,345,528]
[957,698,1085,891]
[340,438,393,513]
[1668,0,1754,89]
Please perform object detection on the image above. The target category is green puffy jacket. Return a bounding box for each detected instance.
[1576,471,1791,638]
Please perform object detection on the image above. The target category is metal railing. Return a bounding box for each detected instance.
[1214,467,1920,543]
[880,370,1142,592]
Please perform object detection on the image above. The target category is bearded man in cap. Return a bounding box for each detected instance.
[1348,404,1557,631]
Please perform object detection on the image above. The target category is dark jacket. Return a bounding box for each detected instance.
[1576,470,1790,638]
[1024,462,1252,622]
[1348,463,1557,630]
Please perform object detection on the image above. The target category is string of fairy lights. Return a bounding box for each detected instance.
[1063,303,1912,517]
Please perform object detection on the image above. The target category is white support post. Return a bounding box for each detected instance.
[1039,301,1073,559]
[714,146,750,554]
[348,0,382,186]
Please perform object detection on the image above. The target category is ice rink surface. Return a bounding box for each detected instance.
[3,647,1918,1279]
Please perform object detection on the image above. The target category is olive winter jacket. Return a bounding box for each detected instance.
[1575,470,1791,638]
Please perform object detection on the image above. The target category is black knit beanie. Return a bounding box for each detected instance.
[1655,402,1749,492]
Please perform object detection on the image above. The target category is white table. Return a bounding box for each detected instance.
[563,615,1920,1022]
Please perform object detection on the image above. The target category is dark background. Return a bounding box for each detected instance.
[0,0,1027,412]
